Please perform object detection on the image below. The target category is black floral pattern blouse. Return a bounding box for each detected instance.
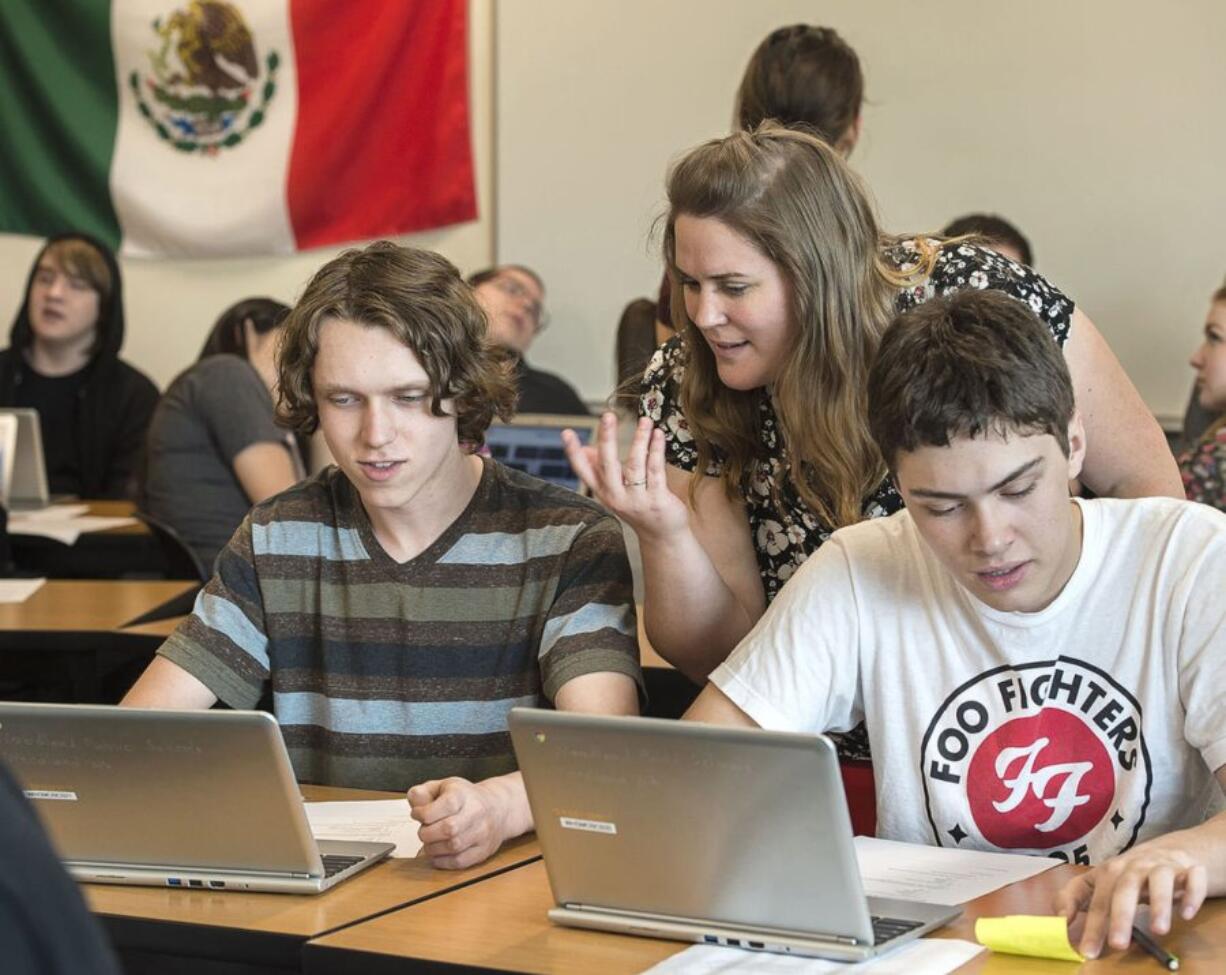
[1180,425,1226,510]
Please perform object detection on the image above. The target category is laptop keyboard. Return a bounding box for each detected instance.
[322,854,365,878]
[871,916,924,945]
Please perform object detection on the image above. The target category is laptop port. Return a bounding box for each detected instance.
[167,878,182,887]
[703,935,717,944]
[748,941,764,949]
[188,879,203,888]
[726,938,740,947]
[208,880,225,888]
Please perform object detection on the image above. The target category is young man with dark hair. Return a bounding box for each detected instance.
[468,264,589,416]
[686,289,1226,959]
[124,242,642,868]
[942,213,1033,267]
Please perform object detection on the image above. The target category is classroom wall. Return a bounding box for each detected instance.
[0,1,495,392]
[498,0,1226,422]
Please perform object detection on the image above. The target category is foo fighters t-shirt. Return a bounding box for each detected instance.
[713,497,1226,865]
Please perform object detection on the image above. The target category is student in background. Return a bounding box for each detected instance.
[655,24,865,345]
[0,233,158,498]
[124,242,641,869]
[141,298,301,570]
[942,213,1034,267]
[1180,280,1226,507]
[469,265,589,416]
[565,126,1180,709]
[685,289,1226,961]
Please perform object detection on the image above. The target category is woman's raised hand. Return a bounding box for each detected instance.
[562,413,690,540]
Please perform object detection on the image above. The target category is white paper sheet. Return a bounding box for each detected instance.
[0,577,45,603]
[854,836,1057,906]
[304,798,423,858]
[8,512,138,545]
[640,938,982,974]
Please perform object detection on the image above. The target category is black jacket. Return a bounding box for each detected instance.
[0,232,159,498]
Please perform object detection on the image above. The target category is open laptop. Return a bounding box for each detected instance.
[0,407,51,510]
[509,709,959,961]
[0,703,394,894]
[485,413,599,493]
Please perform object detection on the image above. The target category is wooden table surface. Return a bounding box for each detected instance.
[0,579,196,633]
[84,784,541,940]
[302,858,1226,974]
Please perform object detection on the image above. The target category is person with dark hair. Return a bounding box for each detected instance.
[141,297,300,570]
[686,288,1226,963]
[567,127,1180,702]
[0,233,158,498]
[735,23,863,154]
[942,213,1034,267]
[0,760,122,974]
[1180,279,1226,507]
[468,264,588,416]
[123,241,642,869]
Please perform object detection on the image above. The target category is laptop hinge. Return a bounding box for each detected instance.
[565,903,862,946]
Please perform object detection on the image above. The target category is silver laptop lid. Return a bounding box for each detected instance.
[0,703,324,877]
[0,408,49,507]
[509,709,875,944]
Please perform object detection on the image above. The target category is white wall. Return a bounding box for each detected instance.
[497,0,1226,422]
[0,1,495,392]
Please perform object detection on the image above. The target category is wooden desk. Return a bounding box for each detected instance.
[302,858,1226,974]
[0,580,197,701]
[86,784,542,972]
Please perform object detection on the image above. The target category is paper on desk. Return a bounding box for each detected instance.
[975,915,1083,962]
[639,938,982,974]
[0,578,45,603]
[854,836,1057,905]
[304,799,423,858]
[16,504,90,519]
[8,512,137,545]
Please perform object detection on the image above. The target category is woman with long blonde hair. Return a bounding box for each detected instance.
[566,126,1180,706]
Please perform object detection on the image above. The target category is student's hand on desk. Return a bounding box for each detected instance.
[562,413,688,540]
[1053,833,1208,959]
[407,777,509,870]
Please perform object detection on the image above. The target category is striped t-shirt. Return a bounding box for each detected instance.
[158,459,643,791]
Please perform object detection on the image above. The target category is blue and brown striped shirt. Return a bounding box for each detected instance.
[158,459,642,790]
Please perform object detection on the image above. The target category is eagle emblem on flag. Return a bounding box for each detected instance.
[130,1,279,156]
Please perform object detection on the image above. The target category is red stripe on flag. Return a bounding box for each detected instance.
[287,0,476,250]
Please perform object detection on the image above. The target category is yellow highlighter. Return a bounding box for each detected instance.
[975,915,1084,963]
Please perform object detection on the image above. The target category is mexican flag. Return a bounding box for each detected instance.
[0,0,477,258]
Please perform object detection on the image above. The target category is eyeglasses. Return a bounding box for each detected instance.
[493,275,549,331]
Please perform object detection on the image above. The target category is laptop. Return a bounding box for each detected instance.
[509,709,959,961]
[0,703,394,894]
[0,407,51,510]
[485,413,599,493]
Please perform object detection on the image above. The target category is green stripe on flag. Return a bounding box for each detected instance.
[0,0,122,248]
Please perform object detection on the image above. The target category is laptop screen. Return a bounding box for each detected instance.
[484,414,596,493]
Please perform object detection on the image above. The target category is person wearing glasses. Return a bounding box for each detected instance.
[468,265,589,416]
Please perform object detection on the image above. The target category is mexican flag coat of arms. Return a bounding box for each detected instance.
[0,0,477,257]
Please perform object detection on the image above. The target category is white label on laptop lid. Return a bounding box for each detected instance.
[560,816,617,835]
[25,790,78,801]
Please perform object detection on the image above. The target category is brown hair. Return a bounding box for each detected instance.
[735,25,863,152]
[1213,278,1226,305]
[867,289,1074,469]
[276,241,516,445]
[663,125,934,530]
[40,238,113,303]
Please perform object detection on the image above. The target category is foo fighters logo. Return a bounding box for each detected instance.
[920,657,1152,865]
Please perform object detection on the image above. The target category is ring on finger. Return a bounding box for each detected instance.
[622,476,647,488]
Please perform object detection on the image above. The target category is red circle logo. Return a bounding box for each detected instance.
[967,710,1114,849]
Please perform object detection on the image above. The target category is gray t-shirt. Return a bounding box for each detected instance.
[142,355,293,570]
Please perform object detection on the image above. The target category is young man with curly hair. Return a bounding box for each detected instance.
[124,242,641,868]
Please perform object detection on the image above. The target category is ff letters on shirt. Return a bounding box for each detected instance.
[920,656,1152,865]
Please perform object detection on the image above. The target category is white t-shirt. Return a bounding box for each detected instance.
[712,497,1226,866]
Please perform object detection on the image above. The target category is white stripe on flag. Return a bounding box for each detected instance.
[109,0,298,257]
